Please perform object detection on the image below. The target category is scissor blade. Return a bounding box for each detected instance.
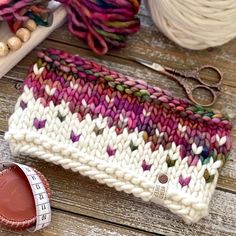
[131,57,164,72]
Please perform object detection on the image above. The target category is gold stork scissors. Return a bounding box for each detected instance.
[132,58,223,107]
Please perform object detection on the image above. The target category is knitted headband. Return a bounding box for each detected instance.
[5,48,232,223]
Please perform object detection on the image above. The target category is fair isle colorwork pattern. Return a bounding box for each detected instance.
[5,49,232,223]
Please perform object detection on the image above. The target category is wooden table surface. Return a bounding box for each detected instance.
[0,6,236,236]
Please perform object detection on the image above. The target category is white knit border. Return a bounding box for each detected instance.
[5,129,211,223]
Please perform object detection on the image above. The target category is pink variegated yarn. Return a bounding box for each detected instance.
[58,0,141,55]
[0,0,51,32]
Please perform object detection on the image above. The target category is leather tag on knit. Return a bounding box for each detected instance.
[151,173,169,205]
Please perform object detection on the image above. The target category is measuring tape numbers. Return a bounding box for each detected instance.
[0,161,51,232]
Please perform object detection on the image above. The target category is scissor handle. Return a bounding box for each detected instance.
[186,84,218,107]
[196,65,223,88]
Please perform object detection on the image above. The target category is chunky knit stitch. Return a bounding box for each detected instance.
[5,48,232,223]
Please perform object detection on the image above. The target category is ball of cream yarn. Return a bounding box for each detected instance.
[146,0,236,50]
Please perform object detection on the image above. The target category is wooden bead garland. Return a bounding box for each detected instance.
[0,20,37,57]
[16,28,31,42]
[0,42,8,57]
[7,37,22,51]
[23,19,37,32]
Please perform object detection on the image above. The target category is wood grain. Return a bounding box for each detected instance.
[49,24,236,88]
[0,137,236,236]
[0,209,152,236]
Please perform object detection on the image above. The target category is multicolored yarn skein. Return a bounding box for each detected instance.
[58,0,141,55]
[0,0,141,55]
[0,0,52,33]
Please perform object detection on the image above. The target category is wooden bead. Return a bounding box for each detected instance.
[24,19,37,32]
[7,37,22,51]
[0,42,9,57]
[16,28,31,42]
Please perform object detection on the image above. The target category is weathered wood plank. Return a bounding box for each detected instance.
[0,137,235,236]
[1,42,236,193]
[0,209,151,236]
[48,21,236,88]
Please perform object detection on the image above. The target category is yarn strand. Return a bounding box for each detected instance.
[58,0,141,55]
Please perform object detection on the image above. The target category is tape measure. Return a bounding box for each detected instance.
[0,161,51,232]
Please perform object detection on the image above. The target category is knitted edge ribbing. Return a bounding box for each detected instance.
[5,130,210,223]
